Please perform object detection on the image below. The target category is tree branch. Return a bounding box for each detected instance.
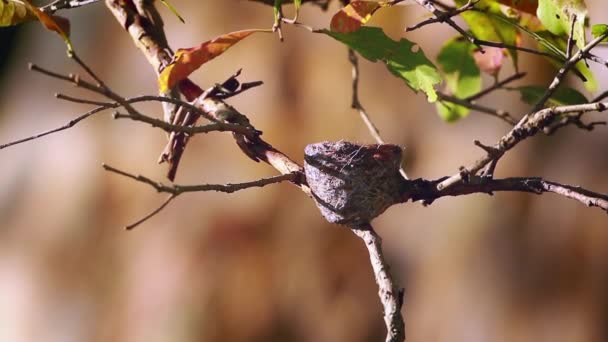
[406,176,608,213]
[436,31,608,191]
[351,225,405,342]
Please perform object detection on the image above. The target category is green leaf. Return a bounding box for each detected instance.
[436,101,471,122]
[517,85,588,107]
[435,36,482,121]
[592,24,608,42]
[455,0,519,66]
[321,27,441,102]
[274,0,282,23]
[437,37,481,98]
[537,0,587,49]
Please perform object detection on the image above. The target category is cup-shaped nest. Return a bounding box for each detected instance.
[304,141,405,226]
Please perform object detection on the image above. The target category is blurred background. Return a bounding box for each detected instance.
[1,1,608,341]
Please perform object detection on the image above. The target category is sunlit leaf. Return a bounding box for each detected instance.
[158,29,269,92]
[322,27,441,102]
[436,36,481,121]
[0,0,36,26]
[160,0,185,23]
[537,0,587,49]
[517,85,588,107]
[330,1,387,33]
[592,24,608,42]
[436,101,471,122]
[438,37,481,98]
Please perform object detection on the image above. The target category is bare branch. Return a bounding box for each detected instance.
[351,225,405,342]
[124,195,177,230]
[465,72,527,102]
[102,163,298,229]
[103,164,298,195]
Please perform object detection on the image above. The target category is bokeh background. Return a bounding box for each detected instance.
[1,1,608,341]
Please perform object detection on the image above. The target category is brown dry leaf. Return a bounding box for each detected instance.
[158,29,268,92]
[330,1,386,33]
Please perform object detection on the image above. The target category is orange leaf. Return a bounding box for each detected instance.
[497,0,538,15]
[330,1,385,33]
[158,29,267,92]
[22,0,72,50]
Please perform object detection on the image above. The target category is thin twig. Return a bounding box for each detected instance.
[437,92,518,125]
[565,15,577,60]
[56,93,111,106]
[124,195,177,230]
[103,163,298,195]
[348,49,409,179]
[406,0,478,32]
[465,72,527,102]
[351,224,405,342]
[0,106,107,150]
[103,163,297,229]
[410,0,485,51]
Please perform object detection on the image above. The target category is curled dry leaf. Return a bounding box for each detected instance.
[330,1,387,33]
[158,29,268,92]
